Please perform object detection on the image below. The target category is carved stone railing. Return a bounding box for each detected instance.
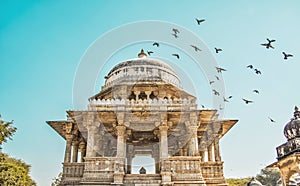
[61,163,84,185]
[81,157,125,183]
[200,161,226,184]
[62,162,85,178]
[161,157,205,182]
[88,98,197,111]
[277,138,300,159]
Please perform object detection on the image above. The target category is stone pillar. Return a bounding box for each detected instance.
[79,141,86,162]
[145,91,151,100]
[159,126,169,158]
[64,134,74,163]
[207,144,213,162]
[134,91,140,100]
[200,151,205,162]
[86,125,98,157]
[188,126,199,156]
[116,125,127,158]
[72,140,79,163]
[214,138,221,161]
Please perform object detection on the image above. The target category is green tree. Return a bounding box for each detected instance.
[0,115,17,149]
[226,177,251,186]
[51,172,62,186]
[256,168,281,186]
[0,153,36,186]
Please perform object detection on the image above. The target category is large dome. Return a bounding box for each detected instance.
[284,106,300,140]
[104,49,182,89]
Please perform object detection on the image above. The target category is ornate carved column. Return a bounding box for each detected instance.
[86,125,99,157]
[78,140,86,162]
[188,126,199,156]
[116,125,127,158]
[214,138,221,161]
[72,140,79,163]
[64,134,74,163]
[159,126,169,158]
[207,144,213,162]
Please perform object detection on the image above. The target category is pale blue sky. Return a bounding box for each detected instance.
[1,1,300,185]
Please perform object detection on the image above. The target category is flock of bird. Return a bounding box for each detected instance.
[145,18,295,123]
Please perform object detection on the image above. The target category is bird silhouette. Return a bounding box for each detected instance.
[215,67,227,73]
[247,65,253,69]
[253,90,259,94]
[223,97,229,102]
[261,38,275,49]
[268,117,276,123]
[228,96,233,99]
[282,52,293,60]
[191,45,201,52]
[254,69,261,75]
[172,54,180,59]
[153,42,159,47]
[196,18,205,25]
[171,33,178,38]
[215,76,220,80]
[242,98,253,104]
[215,48,223,53]
[172,28,180,34]
[209,80,215,85]
[213,89,220,96]
[201,105,205,108]
[147,51,153,55]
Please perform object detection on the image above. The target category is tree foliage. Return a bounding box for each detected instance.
[0,115,17,148]
[0,153,36,186]
[256,168,281,186]
[226,177,251,186]
[51,172,62,186]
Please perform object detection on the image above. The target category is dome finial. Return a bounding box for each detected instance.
[294,106,300,118]
[138,49,147,58]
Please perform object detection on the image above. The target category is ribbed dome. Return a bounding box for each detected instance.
[247,178,263,186]
[284,106,300,140]
[104,50,182,89]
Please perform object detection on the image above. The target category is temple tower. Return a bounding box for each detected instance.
[47,50,238,186]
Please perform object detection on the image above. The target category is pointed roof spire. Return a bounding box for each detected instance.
[294,106,300,119]
[138,49,147,58]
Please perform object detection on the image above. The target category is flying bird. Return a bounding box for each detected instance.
[172,28,180,34]
[201,104,205,108]
[191,45,201,52]
[223,97,229,102]
[147,51,154,55]
[261,38,275,49]
[209,80,215,85]
[247,65,254,69]
[254,69,261,75]
[228,95,233,99]
[242,98,253,104]
[153,42,159,47]
[215,67,227,73]
[172,54,180,59]
[196,18,205,25]
[215,48,223,53]
[253,90,259,94]
[282,52,293,60]
[213,89,220,96]
[268,117,276,123]
[171,33,179,38]
[215,75,220,80]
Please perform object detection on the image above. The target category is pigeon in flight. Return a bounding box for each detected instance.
[172,28,180,34]
[213,89,220,96]
[191,45,201,52]
[254,69,261,75]
[147,51,154,55]
[223,97,229,102]
[172,54,180,59]
[215,48,223,53]
[261,38,275,49]
[268,117,276,123]
[196,18,205,25]
[171,33,179,38]
[209,80,215,85]
[253,90,259,94]
[242,98,253,104]
[215,75,220,80]
[228,96,233,99]
[153,42,159,47]
[247,65,254,69]
[282,52,293,60]
[215,67,227,73]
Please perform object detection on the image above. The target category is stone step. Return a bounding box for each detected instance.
[123,174,162,184]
